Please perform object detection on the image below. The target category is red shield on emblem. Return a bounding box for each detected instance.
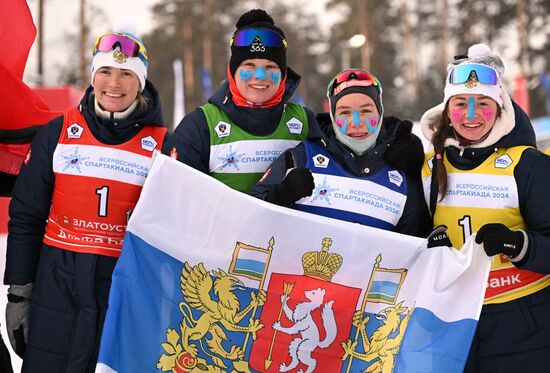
[250,273,361,373]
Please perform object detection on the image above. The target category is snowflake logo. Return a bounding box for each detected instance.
[311,177,338,205]
[217,145,245,171]
[61,147,90,173]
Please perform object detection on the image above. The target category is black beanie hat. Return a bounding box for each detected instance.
[229,9,287,78]
[330,85,382,117]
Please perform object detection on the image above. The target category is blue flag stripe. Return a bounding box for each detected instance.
[233,258,266,277]
[369,280,399,297]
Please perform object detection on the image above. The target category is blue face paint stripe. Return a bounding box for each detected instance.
[239,69,252,81]
[336,117,348,135]
[467,97,475,120]
[253,67,267,81]
[366,115,378,133]
[269,71,280,85]
[352,110,361,126]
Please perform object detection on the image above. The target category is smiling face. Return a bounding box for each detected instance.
[334,93,380,140]
[235,58,282,104]
[93,66,141,112]
[447,94,499,141]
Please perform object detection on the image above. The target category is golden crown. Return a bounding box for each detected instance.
[302,237,343,282]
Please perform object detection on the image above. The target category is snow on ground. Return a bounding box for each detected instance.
[0,234,23,371]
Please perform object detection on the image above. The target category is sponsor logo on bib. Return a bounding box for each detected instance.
[214,121,231,138]
[141,136,158,152]
[388,170,403,187]
[286,117,304,134]
[67,123,84,139]
[313,154,329,168]
[494,154,513,169]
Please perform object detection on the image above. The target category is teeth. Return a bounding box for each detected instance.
[463,123,481,128]
[250,85,268,89]
[106,92,122,98]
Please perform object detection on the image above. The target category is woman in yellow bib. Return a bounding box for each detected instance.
[421,44,550,372]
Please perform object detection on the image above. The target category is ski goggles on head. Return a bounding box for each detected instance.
[230,28,287,48]
[93,33,148,61]
[327,69,381,97]
[448,63,498,85]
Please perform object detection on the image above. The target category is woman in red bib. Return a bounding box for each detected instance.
[421,44,550,372]
[4,29,166,372]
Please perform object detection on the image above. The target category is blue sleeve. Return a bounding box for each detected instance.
[395,174,432,238]
[515,148,550,273]
[250,144,307,200]
[5,117,62,285]
[161,108,211,174]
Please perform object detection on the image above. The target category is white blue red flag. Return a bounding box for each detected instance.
[96,154,491,373]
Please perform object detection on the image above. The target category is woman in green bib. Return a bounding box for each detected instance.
[162,9,319,193]
[421,43,550,372]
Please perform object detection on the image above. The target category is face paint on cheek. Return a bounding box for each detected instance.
[467,97,475,120]
[482,108,495,122]
[366,115,379,133]
[352,110,361,126]
[239,69,252,81]
[253,67,267,81]
[450,108,463,122]
[269,71,280,85]
[335,117,348,135]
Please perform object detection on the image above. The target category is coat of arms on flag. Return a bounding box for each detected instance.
[249,237,361,373]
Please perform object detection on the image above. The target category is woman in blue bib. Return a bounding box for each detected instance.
[420,44,550,372]
[251,69,431,238]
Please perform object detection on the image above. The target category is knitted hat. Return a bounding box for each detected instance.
[91,29,148,92]
[327,69,384,155]
[443,44,504,108]
[229,9,287,78]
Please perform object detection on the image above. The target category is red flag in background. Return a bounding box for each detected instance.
[0,0,61,175]
[0,0,36,79]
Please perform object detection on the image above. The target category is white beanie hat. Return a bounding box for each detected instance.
[443,44,504,108]
[91,29,148,92]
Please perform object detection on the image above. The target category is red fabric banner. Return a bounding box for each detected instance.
[0,0,61,175]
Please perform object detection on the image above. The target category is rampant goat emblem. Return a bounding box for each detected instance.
[157,262,266,371]
[341,302,413,373]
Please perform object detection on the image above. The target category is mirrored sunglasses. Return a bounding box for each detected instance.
[230,28,287,48]
[328,69,381,97]
[449,63,498,85]
[93,33,148,61]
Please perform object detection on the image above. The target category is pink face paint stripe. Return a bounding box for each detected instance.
[482,108,494,121]
[451,108,462,122]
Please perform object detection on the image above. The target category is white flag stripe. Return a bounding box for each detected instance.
[372,270,403,283]
[236,246,270,262]
[130,155,491,323]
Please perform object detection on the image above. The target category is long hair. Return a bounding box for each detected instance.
[431,105,454,199]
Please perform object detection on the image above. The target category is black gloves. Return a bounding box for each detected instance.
[475,223,526,259]
[265,167,315,207]
[6,283,33,359]
[427,225,453,248]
